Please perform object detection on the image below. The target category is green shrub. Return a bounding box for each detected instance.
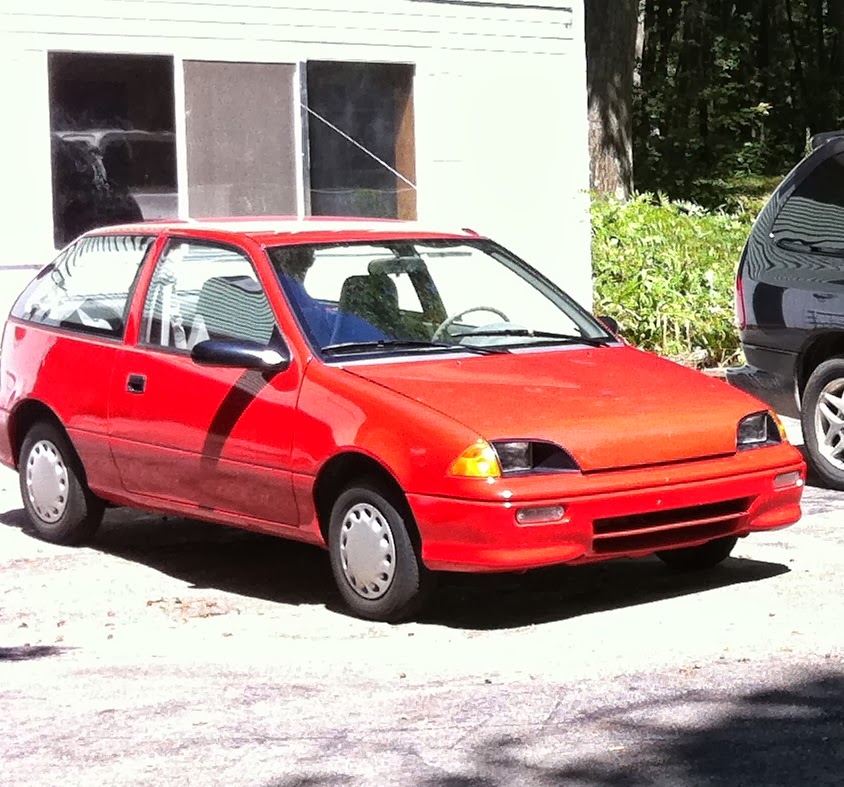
[591,193,757,367]
[684,174,782,215]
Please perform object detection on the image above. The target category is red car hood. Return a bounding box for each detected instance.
[343,346,768,472]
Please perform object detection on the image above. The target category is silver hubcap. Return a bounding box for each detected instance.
[25,440,69,523]
[339,502,397,600]
[815,378,844,470]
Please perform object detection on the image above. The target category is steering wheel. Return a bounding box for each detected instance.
[432,306,510,341]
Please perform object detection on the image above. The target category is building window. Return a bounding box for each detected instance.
[48,53,177,248]
[183,61,298,218]
[305,62,416,220]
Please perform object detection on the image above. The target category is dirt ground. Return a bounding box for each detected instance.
[2,423,843,786]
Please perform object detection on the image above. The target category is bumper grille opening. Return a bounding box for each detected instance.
[592,521,738,555]
[591,497,752,555]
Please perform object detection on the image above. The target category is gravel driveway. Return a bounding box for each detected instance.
[1,418,843,786]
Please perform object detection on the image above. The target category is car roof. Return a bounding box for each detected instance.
[87,216,483,246]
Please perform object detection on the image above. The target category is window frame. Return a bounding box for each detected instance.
[47,51,178,249]
[770,148,844,258]
[9,233,155,343]
[44,54,417,248]
[136,236,282,357]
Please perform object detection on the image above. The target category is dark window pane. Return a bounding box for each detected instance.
[306,62,416,220]
[48,53,177,247]
[772,154,844,255]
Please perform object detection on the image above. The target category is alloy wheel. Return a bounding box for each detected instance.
[814,377,844,471]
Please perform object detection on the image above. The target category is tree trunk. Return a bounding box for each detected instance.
[585,0,639,198]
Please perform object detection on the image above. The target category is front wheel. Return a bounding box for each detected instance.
[656,536,737,572]
[18,422,104,545]
[328,481,433,622]
[801,357,844,490]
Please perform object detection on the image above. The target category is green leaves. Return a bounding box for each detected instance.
[591,193,753,367]
[636,0,844,203]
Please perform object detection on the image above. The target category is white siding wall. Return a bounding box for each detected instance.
[0,0,592,306]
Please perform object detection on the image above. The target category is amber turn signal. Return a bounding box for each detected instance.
[449,440,502,478]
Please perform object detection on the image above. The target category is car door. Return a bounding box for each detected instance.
[108,237,302,526]
[5,234,155,493]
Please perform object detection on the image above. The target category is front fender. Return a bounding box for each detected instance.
[292,361,481,496]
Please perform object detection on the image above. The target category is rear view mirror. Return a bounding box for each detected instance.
[190,339,291,372]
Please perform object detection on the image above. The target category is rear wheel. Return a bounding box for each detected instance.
[801,357,844,490]
[328,480,433,622]
[656,536,737,572]
[18,422,104,545]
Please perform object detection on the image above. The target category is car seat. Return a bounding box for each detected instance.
[329,274,402,345]
[189,275,276,348]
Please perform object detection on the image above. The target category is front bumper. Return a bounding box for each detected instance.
[410,446,805,572]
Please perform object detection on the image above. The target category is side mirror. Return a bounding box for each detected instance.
[190,339,291,372]
[597,315,620,335]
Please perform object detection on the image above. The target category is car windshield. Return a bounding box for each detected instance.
[266,239,613,356]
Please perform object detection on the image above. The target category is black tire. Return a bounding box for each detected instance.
[656,536,737,572]
[18,422,104,545]
[328,480,433,622]
[801,357,844,490]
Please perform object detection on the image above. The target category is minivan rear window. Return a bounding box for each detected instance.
[771,153,844,255]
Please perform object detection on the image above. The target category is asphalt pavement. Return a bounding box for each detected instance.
[1,415,843,785]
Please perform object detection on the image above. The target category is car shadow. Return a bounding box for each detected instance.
[424,555,788,630]
[0,506,338,608]
[0,507,789,631]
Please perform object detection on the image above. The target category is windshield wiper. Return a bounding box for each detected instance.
[322,339,509,356]
[451,329,613,347]
[776,236,844,256]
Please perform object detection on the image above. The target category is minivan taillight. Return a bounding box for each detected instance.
[735,273,747,330]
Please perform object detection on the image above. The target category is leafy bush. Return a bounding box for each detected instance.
[591,193,757,367]
[680,174,783,214]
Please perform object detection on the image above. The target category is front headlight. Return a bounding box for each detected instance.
[448,440,581,478]
[492,441,533,473]
[737,411,785,450]
[492,440,581,475]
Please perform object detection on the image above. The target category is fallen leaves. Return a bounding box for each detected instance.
[145,597,238,622]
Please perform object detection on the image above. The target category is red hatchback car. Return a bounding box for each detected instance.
[0,218,805,621]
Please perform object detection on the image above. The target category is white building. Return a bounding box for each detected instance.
[0,0,592,310]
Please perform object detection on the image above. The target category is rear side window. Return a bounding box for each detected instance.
[772,153,844,255]
[11,235,153,338]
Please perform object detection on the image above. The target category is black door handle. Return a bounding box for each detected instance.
[127,374,147,394]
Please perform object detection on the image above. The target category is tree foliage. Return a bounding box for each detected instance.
[636,0,844,204]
